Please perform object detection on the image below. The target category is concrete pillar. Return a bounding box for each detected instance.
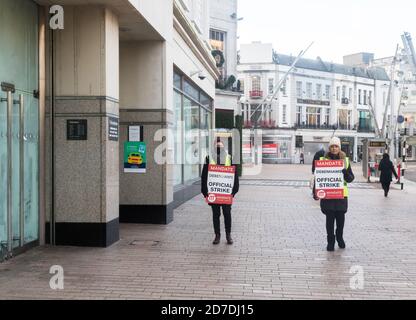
[47,6,120,247]
[119,40,173,224]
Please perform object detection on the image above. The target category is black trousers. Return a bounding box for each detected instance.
[382,182,391,195]
[326,211,345,237]
[211,205,232,235]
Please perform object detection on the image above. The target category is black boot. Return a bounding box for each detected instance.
[213,234,220,245]
[327,235,335,251]
[226,233,233,245]
[336,230,346,249]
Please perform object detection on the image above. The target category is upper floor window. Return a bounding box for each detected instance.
[268,78,274,95]
[282,105,287,124]
[251,76,261,91]
[306,107,322,126]
[324,109,330,126]
[316,84,322,100]
[325,85,331,100]
[363,90,367,105]
[210,29,226,52]
[338,109,352,130]
[336,87,340,101]
[281,80,287,96]
[296,81,303,98]
[306,82,312,99]
[342,85,346,99]
[358,89,362,104]
[296,106,303,125]
[210,29,227,78]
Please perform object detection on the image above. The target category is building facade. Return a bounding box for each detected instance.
[0,0,222,260]
[209,0,241,129]
[237,42,391,164]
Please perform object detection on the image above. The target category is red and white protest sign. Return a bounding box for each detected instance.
[314,160,345,200]
[206,165,235,205]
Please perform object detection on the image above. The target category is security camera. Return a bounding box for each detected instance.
[190,70,206,80]
[198,71,206,80]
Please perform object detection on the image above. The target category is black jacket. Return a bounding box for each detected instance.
[312,149,326,173]
[378,158,398,184]
[320,152,355,215]
[201,155,239,199]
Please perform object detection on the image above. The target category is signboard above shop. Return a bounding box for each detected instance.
[297,99,330,106]
[369,140,387,148]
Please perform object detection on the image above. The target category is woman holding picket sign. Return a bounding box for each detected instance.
[201,139,239,245]
[317,137,355,251]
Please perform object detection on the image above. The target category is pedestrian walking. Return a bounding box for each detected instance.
[312,146,326,200]
[319,137,355,251]
[300,152,305,164]
[378,153,398,197]
[201,140,239,245]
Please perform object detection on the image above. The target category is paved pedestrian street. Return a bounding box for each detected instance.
[1,165,416,300]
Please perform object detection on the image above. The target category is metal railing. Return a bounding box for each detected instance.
[294,123,334,130]
[357,126,375,133]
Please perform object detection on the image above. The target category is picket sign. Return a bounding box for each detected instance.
[206,165,235,205]
[314,160,345,200]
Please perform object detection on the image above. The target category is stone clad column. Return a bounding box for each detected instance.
[48,6,120,247]
[118,40,174,224]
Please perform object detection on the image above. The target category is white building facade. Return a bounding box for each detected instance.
[237,43,391,164]
[208,0,241,127]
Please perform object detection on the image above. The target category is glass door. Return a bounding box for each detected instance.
[0,92,9,259]
[0,0,39,260]
[0,87,38,259]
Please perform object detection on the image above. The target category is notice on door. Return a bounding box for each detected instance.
[314,160,345,200]
[206,165,235,205]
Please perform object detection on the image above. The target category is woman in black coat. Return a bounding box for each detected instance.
[201,141,239,245]
[320,137,355,252]
[378,153,398,197]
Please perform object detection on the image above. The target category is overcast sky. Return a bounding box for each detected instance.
[237,0,415,63]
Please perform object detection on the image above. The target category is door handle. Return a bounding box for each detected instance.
[6,91,13,253]
[18,94,25,248]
